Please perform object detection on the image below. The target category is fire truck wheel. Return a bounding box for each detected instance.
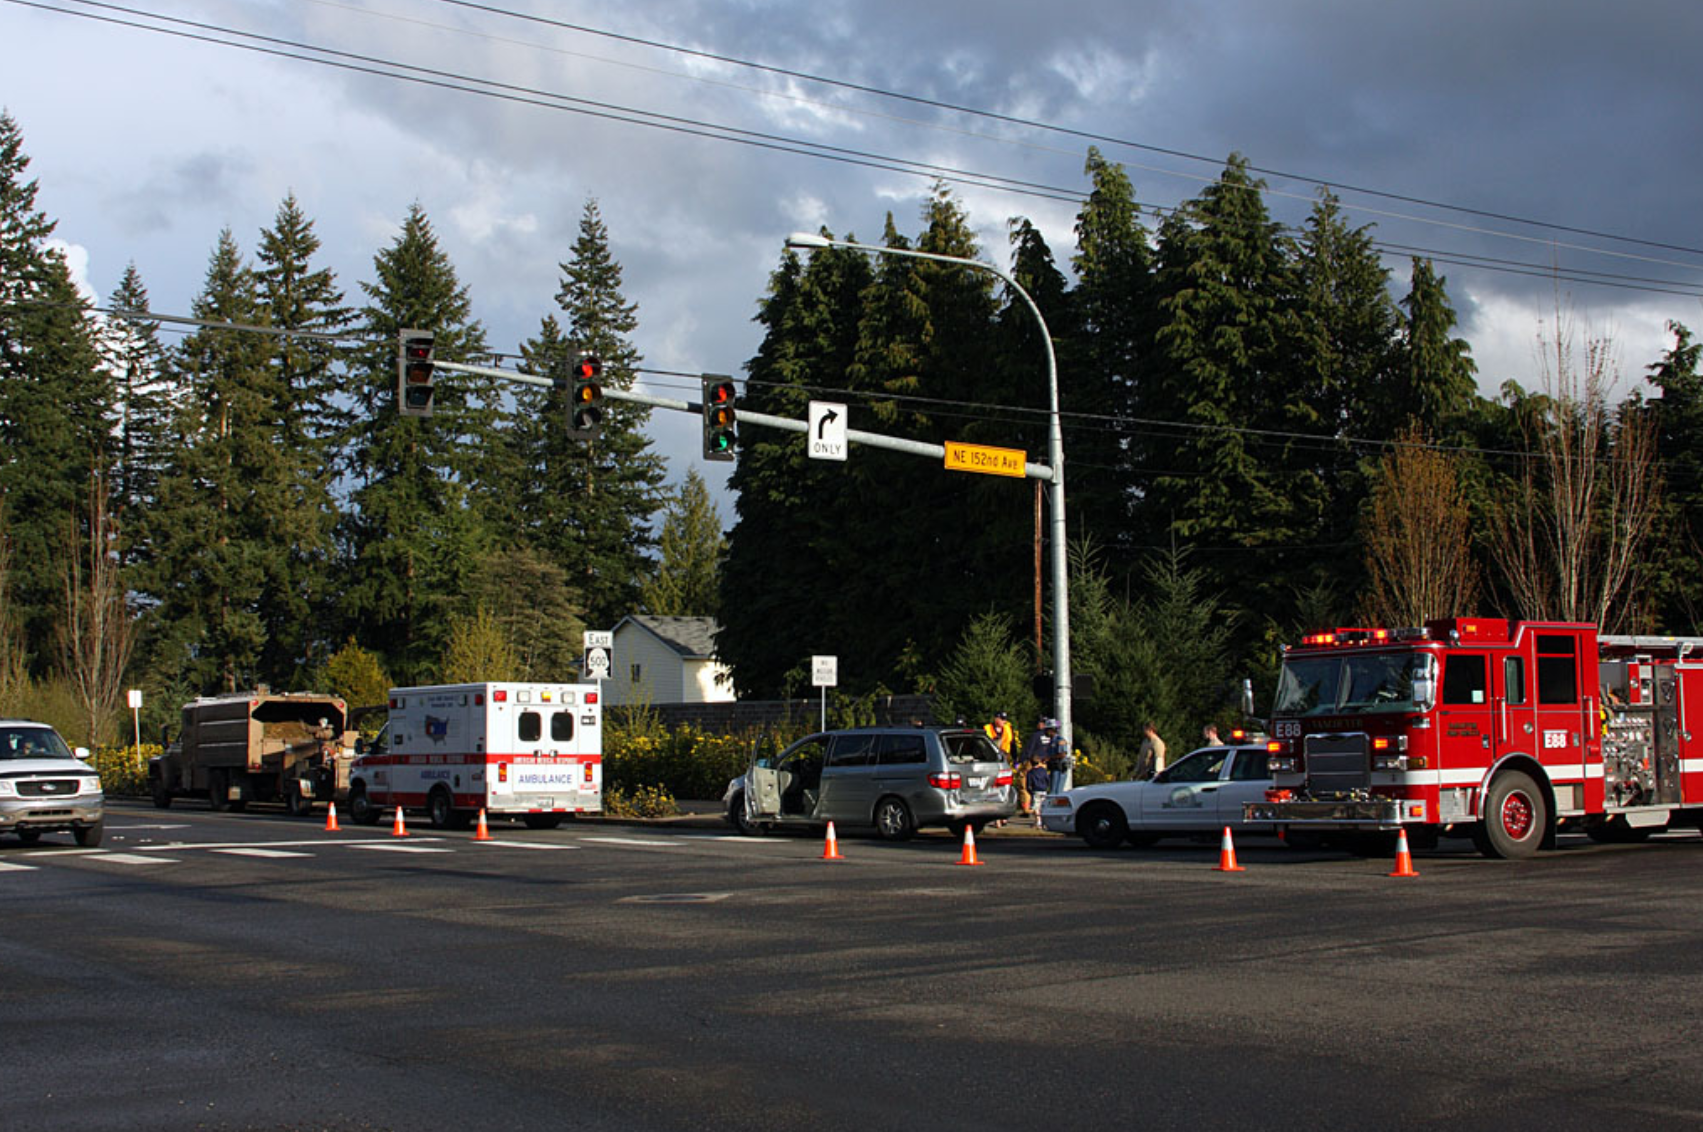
[1077,802,1128,850]
[524,814,564,830]
[1475,770,1547,859]
[348,784,381,826]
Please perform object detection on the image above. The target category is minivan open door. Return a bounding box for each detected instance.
[746,741,783,822]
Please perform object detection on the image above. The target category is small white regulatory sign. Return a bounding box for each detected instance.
[808,401,848,461]
[584,630,613,651]
[584,647,611,680]
[812,655,838,688]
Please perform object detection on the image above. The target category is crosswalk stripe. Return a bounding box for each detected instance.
[350,844,452,854]
[90,852,178,865]
[214,847,313,859]
[580,836,679,848]
[0,861,37,872]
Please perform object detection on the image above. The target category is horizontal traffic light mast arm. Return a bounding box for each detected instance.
[430,359,1053,480]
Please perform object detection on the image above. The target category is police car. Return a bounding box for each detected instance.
[1040,744,1271,848]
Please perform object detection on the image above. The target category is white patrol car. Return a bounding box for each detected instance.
[1040,744,1272,848]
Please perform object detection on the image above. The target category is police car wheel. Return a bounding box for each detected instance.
[1078,802,1128,850]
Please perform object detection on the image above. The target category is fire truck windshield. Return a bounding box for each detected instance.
[1274,651,1437,716]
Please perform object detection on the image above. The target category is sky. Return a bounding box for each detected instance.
[6,0,1703,521]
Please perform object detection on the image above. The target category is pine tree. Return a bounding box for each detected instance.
[1645,321,1703,631]
[253,195,351,678]
[718,236,872,696]
[523,200,667,629]
[641,468,725,617]
[102,263,175,569]
[1396,258,1478,434]
[1069,148,1153,551]
[339,204,490,682]
[149,230,280,692]
[0,112,114,668]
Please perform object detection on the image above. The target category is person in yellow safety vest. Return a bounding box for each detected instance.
[984,711,1018,761]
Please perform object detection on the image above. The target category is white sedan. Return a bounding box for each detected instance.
[1040,745,1271,848]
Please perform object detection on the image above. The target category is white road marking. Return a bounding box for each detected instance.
[135,838,430,852]
[0,861,37,872]
[350,844,452,854]
[475,839,575,850]
[108,823,190,831]
[214,847,313,859]
[579,836,680,848]
[690,835,790,844]
[89,852,178,865]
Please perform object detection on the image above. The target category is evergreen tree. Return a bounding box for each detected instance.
[1645,321,1703,631]
[102,264,175,569]
[1396,258,1478,434]
[253,194,350,678]
[149,230,280,692]
[718,236,872,696]
[641,468,725,617]
[523,200,667,629]
[1140,154,1322,627]
[0,111,114,668]
[461,547,586,680]
[339,204,490,681]
[1069,148,1154,551]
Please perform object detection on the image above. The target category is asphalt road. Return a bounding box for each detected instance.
[5,800,1703,1131]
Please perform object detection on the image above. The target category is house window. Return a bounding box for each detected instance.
[630,663,642,684]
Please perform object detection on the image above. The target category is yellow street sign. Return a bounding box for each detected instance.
[944,441,1027,478]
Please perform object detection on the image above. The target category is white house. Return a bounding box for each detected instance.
[601,615,735,706]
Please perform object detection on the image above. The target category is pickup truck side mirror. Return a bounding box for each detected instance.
[74,746,92,760]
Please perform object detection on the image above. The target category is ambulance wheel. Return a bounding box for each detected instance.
[1076,802,1128,850]
[427,787,467,830]
[523,814,564,830]
[348,784,381,826]
[1473,770,1546,859]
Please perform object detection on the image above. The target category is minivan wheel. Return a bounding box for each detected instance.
[873,797,915,842]
[731,792,764,837]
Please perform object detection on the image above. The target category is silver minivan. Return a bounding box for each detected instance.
[725,727,1016,841]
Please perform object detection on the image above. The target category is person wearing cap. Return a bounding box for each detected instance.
[1022,718,1069,799]
[983,711,1017,761]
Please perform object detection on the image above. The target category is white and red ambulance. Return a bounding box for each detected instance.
[347,682,602,830]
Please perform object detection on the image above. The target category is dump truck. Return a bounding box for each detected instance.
[149,692,359,816]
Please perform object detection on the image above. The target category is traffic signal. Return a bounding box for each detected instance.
[701,374,737,461]
[397,329,435,418]
[567,355,603,439]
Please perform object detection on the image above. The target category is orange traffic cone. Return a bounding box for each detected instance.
[391,806,409,838]
[473,809,493,841]
[324,802,340,833]
[1388,829,1420,877]
[821,820,844,860]
[1214,826,1245,872]
[957,825,984,866]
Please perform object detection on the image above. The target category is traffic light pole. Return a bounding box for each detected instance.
[431,359,1054,476]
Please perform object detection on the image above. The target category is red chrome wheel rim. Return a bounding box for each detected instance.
[1501,790,1535,840]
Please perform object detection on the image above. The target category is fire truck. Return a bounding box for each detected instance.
[347,682,602,830]
[1243,618,1703,858]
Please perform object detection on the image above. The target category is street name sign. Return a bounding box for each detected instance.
[944,441,1027,478]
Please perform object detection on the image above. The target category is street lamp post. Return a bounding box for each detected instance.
[785,232,1073,783]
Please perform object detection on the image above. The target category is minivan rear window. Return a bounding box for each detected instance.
[942,732,1001,764]
[876,734,927,765]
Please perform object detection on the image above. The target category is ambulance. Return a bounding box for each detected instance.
[347,682,602,830]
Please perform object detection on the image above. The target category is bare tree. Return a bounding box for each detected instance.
[1359,426,1479,626]
[59,475,135,747]
[1489,312,1661,631]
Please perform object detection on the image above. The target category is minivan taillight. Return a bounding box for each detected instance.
[994,770,1013,788]
[927,771,962,790]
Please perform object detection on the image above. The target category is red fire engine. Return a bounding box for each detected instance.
[1243,618,1703,858]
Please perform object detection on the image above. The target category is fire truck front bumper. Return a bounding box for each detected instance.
[1243,796,1407,827]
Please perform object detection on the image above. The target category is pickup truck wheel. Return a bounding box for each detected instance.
[1474,770,1547,859]
[1078,802,1129,849]
[286,788,315,818]
[348,784,381,826]
[74,822,103,848]
[17,829,41,845]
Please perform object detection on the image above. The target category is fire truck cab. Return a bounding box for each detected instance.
[1244,619,1703,858]
[348,682,602,830]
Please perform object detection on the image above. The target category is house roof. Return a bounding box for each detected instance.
[614,615,721,660]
